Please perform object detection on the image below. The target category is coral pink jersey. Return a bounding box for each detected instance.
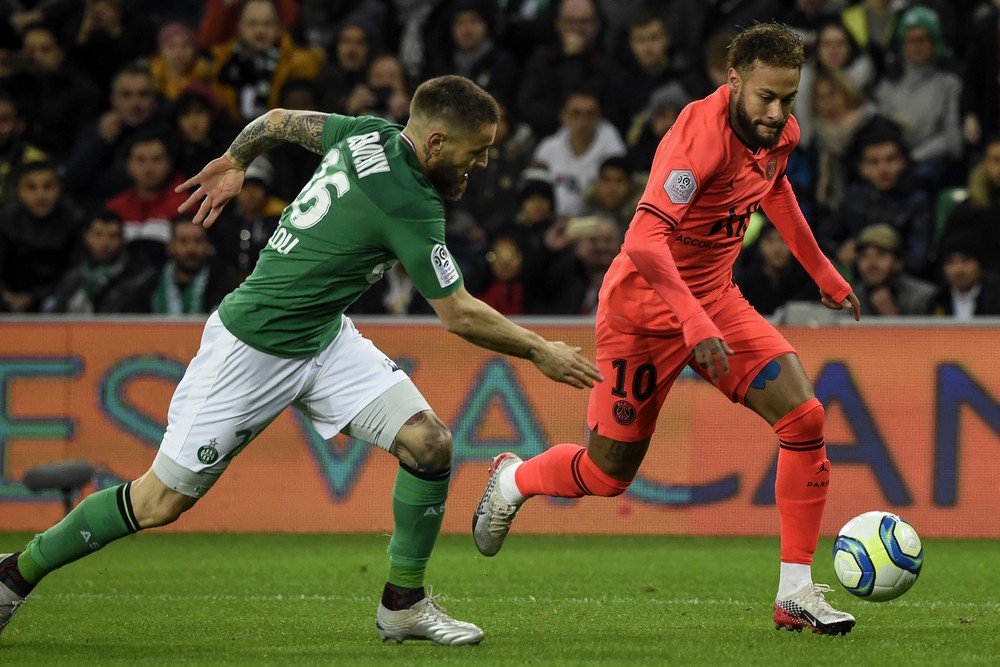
[599,85,846,342]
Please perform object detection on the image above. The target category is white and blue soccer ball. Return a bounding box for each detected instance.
[832,511,923,601]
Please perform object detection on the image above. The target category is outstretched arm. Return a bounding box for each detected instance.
[429,286,603,389]
[176,108,329,227]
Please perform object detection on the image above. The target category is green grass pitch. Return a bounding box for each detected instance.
[1,532,996,666]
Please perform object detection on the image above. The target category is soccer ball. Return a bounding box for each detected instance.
[832,511,923,601]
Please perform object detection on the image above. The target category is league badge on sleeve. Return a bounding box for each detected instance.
[431,244,460,288]
[664,169,697,204]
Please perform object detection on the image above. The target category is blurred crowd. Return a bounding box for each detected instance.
[1,0,998,319]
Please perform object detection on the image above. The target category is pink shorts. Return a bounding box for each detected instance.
[587,290,795,442]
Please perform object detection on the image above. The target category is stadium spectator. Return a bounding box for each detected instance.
[455,101,537,242]
[625,81,690,178]
[840,0,901,75]
[684,28,736,99]
[580,156,640,231]
[61,63,165,205]
[818,125,934,279]
[781,0,841,55]
[961,0,1000,152]
[208,156,283,281]
[532,87,626,218]
[391,0,451,81]
[168,84,238,181]
[104,131,187,267]
[295,2,384,55]
[0,92,47,208]
[940,132,1000,274]
[795,18,876,147]
[808,69,880,214]
[345,54,411,125]
[42,210,153,314]
[197,0,300,51]
[737,222,817,316]
[14,22,102,159]
[124,216,239,314]
[473,236,527,315]
[604,9,690,136]
[210,0,323,123]
[0,2,77,48]
[851,223,936,316]
[474,24,862,637]
[67,0,158,98]
[873,6,963,191]
[930,232,1000,318]
[149,21,212,101]
[500,171,562,289]
[532,214,622,314]
[315,14,379,115]
[515,0,612,138]
[703,0,787,37]
[422,0,519,111]
[0,161,85,312]
[267,78,323,204]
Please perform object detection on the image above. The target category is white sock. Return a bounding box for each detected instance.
[777,562,812,599]
[498,461,526,504]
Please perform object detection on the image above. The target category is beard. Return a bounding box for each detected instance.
[426,158,469,201]
[733,93,786,150]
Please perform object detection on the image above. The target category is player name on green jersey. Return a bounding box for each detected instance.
[349,131,391,178]
[218,114,463,359]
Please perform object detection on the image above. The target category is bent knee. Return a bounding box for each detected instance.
[407,420,454,473]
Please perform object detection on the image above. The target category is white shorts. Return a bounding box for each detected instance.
[152,312,430,498]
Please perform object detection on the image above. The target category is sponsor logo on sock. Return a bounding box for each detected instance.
[816,462,828,474]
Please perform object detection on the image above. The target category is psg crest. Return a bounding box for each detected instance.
[766,157,777,181]
[613,400,637,425]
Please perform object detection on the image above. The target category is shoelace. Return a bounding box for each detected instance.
[800,583,836,611]
[488,499,519,532]
[418,587,452,619]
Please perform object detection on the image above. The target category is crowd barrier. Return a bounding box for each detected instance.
[1,317,998,538]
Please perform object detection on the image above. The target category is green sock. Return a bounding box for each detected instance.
[18,483,140,585]
[386,465,450,589]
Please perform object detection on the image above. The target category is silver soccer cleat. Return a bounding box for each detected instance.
[774,583,856,635]
[376,593,484,645]
[472,452,524,557]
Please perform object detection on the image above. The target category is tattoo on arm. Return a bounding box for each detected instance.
[225,110,329,168]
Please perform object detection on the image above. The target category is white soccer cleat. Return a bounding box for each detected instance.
[774,583,856,635]
[472,452,524,556]
[375,594,484,645]
[0,553,28,638]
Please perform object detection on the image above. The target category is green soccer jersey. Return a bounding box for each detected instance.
[218,114,463,358]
